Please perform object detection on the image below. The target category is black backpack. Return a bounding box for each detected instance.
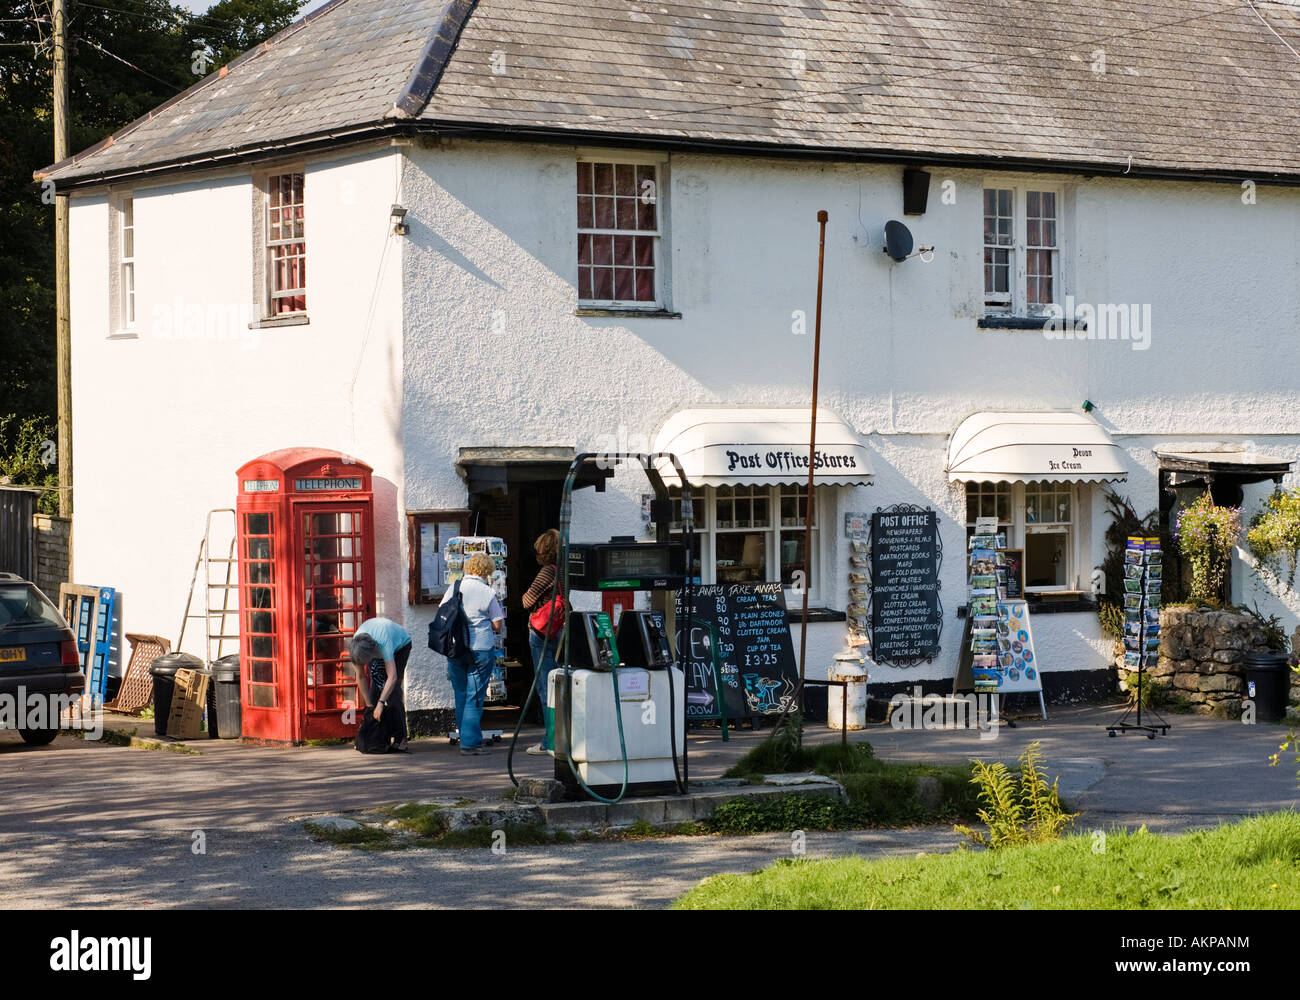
[355,706,389,754]
[428,578,472,658]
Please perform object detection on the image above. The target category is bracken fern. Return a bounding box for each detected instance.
[955,741,1076,849]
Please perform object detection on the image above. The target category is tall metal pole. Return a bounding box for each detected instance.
[795,210,828,716]
[53,0,73,520]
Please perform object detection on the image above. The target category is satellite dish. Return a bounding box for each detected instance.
[883,220,914,262]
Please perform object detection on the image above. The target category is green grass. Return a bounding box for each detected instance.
[721,738,980,828]
[673,812,1300,909]
[435,823,572,849]
[303,821,397,849]
[87,727,203,754]
[379,800,473,837]
[309,803,573,850]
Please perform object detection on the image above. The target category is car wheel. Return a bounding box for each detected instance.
[18,728,58,747]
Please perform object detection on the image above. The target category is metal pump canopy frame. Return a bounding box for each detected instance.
[507,451,694,804]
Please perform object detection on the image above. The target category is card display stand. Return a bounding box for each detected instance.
[967,524,1005,696]
[442,535,509,704]
[1107,537,1169,738]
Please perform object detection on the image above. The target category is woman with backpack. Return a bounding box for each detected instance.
[520,529,564,755]
[438,552,505,756]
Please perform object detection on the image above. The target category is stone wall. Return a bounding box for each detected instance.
[1117,608,1279,717]
[33,514,70,598]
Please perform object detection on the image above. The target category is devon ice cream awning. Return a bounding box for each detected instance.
[946,411,1129,484]
[653,407,874,487]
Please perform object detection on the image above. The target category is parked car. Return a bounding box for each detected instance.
[0,572,84,745]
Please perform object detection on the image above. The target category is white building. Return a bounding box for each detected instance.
[39,0,1300,728]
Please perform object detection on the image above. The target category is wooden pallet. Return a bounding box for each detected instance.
[104,633,170,715]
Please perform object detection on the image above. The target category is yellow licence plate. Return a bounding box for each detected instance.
[0,647,26,663]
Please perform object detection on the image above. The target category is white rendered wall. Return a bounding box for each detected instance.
[68,145,407,666]
[69,136,1300,710]
[399,139,1300,708]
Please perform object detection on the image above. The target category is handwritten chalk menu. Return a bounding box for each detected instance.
[870,508,943,664]
[675,582,798,721]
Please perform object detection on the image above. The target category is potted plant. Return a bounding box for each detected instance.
[1246,487,1300,591]
[1174,492,1241,605]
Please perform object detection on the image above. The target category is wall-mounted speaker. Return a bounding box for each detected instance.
[903,168,931,215]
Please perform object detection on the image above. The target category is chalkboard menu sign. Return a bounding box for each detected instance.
[675,582,798,721]
[1002,549,1025,601]
[870,507,943,665]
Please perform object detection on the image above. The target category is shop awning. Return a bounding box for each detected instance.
[946,411,1129,484]
[653,407,874,487]
[1155,447,1293,487]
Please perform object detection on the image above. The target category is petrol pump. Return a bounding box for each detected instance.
[508,452,695,802]
[234,448,375,744]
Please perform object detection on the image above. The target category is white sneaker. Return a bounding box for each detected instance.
[525,743,549,755]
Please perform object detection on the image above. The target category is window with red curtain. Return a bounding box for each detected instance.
[267,173,306,314]
[576,160,660,307]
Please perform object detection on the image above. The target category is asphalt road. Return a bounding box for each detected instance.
[2,703,1296,908]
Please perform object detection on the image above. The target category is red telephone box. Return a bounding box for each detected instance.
[235,448,375,744]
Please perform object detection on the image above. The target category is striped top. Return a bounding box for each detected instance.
[522,564,557,610]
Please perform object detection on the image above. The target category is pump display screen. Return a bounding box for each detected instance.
[605,547,671,578]
[568,541,687,591]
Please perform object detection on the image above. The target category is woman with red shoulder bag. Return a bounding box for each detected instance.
[521,529,565,754]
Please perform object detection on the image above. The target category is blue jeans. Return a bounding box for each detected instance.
[447,648,495,750]
[529,628,559,750]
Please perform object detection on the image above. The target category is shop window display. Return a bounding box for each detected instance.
[965,481,1078,593]
[669,485,821,601]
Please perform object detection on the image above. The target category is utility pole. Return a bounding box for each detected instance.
[53,0,72,519]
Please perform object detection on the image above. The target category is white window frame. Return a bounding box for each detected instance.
[1023,481,1075,592]
[981,180,1062,318]
[672,485,824,605]
[576,149,667,311]
[965,480,1081,593]
[259,169,307,317]
[106,190,137,338]
[119,195,135,330]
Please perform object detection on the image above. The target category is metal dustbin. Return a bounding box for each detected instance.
[148,652,203,736]
[1245,651,1290,723]
[211,653,241,740]
[828,650,869,730]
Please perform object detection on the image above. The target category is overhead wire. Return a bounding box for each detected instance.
[74,32,182,88]
[1244,0,1300,61]
[72,0,245,38]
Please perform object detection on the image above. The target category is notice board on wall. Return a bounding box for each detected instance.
[870,507,943,665]
[675,582,798,721]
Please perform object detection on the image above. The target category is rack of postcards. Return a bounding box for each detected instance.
[845,512,872,650]
[967,517,1006,694]
[443,535,510,702]
[1108,536,1169,737]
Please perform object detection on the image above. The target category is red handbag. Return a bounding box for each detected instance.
[529,570,566,639]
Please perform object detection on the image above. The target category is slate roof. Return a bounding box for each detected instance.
[39,0,1300,187]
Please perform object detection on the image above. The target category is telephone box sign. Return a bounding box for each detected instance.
[295,477,362,491]
[242,479,280,492]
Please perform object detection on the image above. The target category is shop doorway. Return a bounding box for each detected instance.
[456,448,611,723]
